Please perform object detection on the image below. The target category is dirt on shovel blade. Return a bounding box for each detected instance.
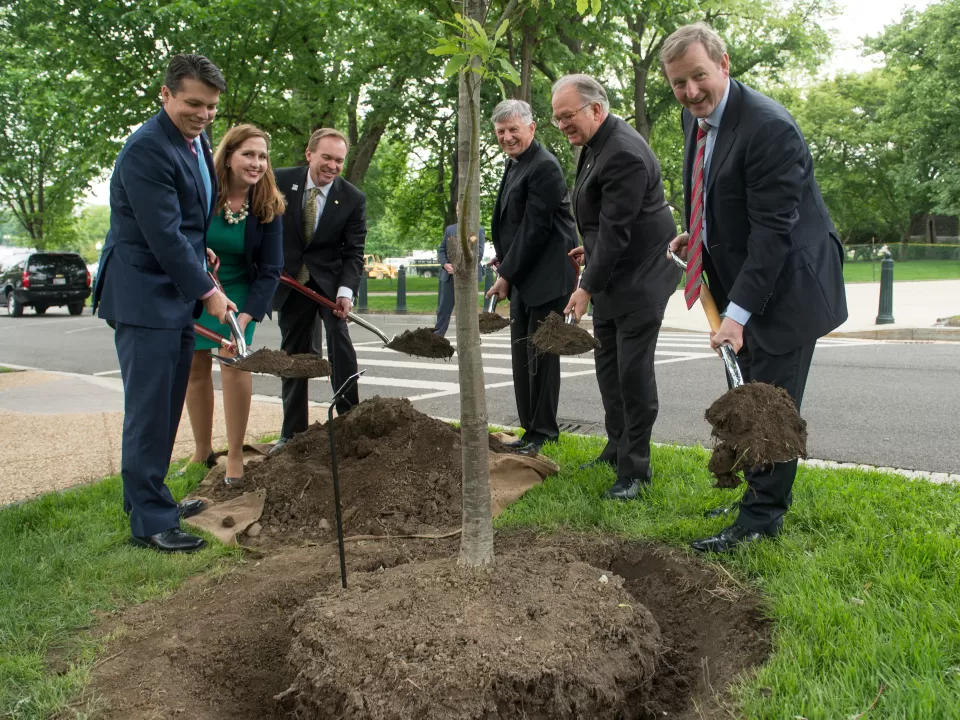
[705,381,807,488]
[531,311,600,355]
[386,328,455,358]
[478,311,510,334]
[226,348,332,378]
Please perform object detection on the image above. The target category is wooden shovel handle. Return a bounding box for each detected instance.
[280,271,340,312]
[698,283,724,333]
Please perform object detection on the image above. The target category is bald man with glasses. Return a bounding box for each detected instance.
[553,73,681,502]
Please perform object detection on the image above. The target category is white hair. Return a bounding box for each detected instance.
[491,99,534,125]
[551,74,610,113]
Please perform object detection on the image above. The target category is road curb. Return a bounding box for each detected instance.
[828,327,960,342]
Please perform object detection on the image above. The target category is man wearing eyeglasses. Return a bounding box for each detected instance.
[553,74,680,501]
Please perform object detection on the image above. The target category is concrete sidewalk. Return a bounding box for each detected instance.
[0,368,330,506]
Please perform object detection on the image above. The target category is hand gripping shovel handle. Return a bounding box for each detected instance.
[565,256,583,326]
[207,271,247,357]
[279,271,391,345]
[668,249,743,388]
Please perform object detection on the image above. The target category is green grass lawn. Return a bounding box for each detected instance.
[4,437,960,718]
[365,277,484,294]
[844,259,960,283]
[0,366,14,373]
[362,292,485,314]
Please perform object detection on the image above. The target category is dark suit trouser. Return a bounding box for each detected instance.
[734,336,816,534]
[592,303,666,481]
[510,293,566,444]
[277,281,359,433]
[434,277,455,337]
[114,322,194,537]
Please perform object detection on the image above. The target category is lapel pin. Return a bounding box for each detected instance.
[334,200,339,205]
[292,184,299,190]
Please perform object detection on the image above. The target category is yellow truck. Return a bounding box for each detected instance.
[364,254,397,280]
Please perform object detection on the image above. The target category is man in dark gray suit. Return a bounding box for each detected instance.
[485,99,577,455]
[663,23,847,552]
[554,74,681,501]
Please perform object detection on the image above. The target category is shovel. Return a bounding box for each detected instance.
[206,271,249,358]
[667,250,743,388]
[564,254,585,326]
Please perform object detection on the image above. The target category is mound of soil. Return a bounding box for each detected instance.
[705,382,807,488]
[288,546,661,720]
[531,311,600,355]
[478,310,510,333]
[227,348,332,378]
[203,397,499,547]
[79,533,769,720]
[386,328,455,358]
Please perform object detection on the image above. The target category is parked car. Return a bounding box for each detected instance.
[2,252,91,317]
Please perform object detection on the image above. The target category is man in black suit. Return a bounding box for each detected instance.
[270,128,367,454]
[553,75,682,500]
[662,22,847,552]
[434,203,485,338]
[94,54,234,552]
[485,99,577,455]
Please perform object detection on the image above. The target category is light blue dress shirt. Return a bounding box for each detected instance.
[700,79,751,326]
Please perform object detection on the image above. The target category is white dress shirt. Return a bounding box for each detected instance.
[304,173,353,302]
[700,79,751,327]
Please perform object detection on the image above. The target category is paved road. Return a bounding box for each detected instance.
[3,306,959,474]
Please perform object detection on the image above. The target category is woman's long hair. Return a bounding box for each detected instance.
[213,124,286,223]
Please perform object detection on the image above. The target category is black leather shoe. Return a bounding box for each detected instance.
[690,523,774,554]
[704,502,739,519]
[177,499,205,519]
[268,437,292,456]
[177,452,217,476]
[579,458,616,472]
[603,476,650,501]
[130,528,206,553]
[517,442,542,458]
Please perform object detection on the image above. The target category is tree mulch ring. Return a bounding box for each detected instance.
[201,396,502,549]
[386,328,455,358]
[225,348,332,378]
[478,310,510,333]
[76,531,770,720]
[705,381,807,488]
[530,311,600,355]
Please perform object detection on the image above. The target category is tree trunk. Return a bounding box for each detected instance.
[517,22,534,103]
[455,0,494,569]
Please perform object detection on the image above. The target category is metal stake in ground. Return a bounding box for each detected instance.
[329,370,365,589]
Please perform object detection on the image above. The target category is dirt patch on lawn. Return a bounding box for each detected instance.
[478,310,510,333]
[531,311,600,355]
[386,328,455,358]
[705,382,807,488]
[75,532,770,720]
[226,348,332,378]
[201,397,503,549]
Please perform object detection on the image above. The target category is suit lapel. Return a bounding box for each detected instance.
[288,167,307,245]
[499,156,534,219]
[682,111,697,228]
[705,81,741,198]
[312,177,342,243]
[164,120,207,214]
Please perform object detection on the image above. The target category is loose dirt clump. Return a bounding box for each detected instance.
[386,328,455,358]
[705,382,807,488]
[204,397,486,547]
[478,310,510,333]
[531,311,600,355]
[77,533,770,720]
[226,348,331,377]
[288,546,661,720]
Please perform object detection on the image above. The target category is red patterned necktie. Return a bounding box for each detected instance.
[684,119,710,308]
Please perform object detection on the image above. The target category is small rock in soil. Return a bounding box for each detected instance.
[478,311,510,333]
[386,328,455,358]
[531,312,600,355]
[246,522,262,538]
[221,515,236,528]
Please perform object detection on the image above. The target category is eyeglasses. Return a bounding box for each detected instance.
[550,103,592,128]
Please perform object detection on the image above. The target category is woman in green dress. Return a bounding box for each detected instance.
[183,124,286,482]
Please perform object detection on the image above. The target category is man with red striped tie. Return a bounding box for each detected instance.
[664,23,847,553]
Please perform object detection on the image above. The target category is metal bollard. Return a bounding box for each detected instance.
[484,266,494,295]
[357,274,368,313]
[875,254,895,325]
[396,265,407,315]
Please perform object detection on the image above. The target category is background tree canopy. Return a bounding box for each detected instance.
[1,0,957,253]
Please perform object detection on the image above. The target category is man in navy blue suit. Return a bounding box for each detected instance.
[94,54,235,553]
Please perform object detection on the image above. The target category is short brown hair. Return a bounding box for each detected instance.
[660,22,727,69]
[163,54,226,94]
[213,124,286,223]
[307,128,350,153]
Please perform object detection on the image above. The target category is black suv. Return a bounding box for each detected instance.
[2,252,91,317]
